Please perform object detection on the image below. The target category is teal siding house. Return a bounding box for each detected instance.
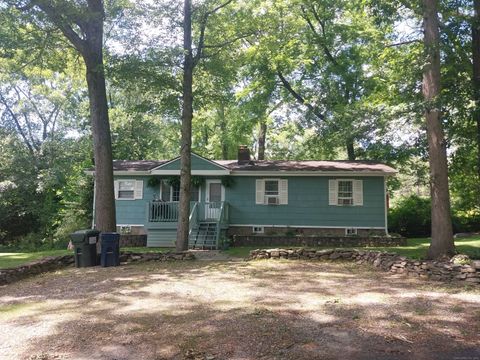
[88,148,396,249]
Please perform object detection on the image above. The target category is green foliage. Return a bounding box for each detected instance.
[191,176,205,188]
[147,177,162,188]
[388,195,432,237]
[221,176,235,188]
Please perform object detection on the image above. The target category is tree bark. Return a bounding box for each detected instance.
[84,45,116,233]
[258,120,267,160]
[218,103,228,159]
[346,138,355,161]
[473,0,480,185]
[176,0,193,252]
[422,0,455,259]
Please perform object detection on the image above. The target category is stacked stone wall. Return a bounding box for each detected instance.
[249,248,480,284]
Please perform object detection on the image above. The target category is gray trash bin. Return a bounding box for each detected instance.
[70,229,100,267]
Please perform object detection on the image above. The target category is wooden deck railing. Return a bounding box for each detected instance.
[148,201,227,223]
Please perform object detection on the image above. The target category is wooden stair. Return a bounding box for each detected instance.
[189,222,218,250]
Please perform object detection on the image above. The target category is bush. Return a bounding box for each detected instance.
[452,209,480,233]
[388,195,431,237]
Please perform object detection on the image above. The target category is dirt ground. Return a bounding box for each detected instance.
[1,258,479,360]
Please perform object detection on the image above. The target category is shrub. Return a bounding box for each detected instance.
[452,209,480,233]
[388,195,431,237]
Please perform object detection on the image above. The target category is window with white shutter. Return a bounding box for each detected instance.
[256,179,288,205]
[329,179,363,206]
[114,179,143,200]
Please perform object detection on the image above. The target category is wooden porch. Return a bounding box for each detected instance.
[146,201,229,249]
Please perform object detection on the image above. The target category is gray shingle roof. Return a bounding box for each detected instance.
[112,160,167,171]
[215,160,396,173]
[107,159,396,174]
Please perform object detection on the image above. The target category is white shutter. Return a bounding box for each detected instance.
[279,179,288,205]
[353,180,363,206]
[114,180,119,200]
[134,180,144,200]
[328,179,338,205]
[255,179,265,204]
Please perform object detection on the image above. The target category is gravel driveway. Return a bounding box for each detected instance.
[0,259,479,360]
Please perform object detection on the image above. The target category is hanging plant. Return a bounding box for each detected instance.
[221,176,235,188]
[147,176,161,188]
[191,176,205,188]
[166,176,181,188]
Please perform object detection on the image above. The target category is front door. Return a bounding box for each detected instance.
[205,180,224,220]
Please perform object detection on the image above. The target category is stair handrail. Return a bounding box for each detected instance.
[215,201,227,248]
[188,202,199,239]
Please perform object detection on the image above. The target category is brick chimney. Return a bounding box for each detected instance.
[237,145,251,165]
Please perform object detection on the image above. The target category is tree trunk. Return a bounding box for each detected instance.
[176,0,193,252]
[85,56,116,233]
[218,104,228,159]
[473,0,480,186]
[258,120,267,160]
[83,2,116,233]
[346,138,355,161]
[422,0,455,259]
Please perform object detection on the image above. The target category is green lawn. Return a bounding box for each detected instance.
[0,249,72,269]
[2,238,479,269]
[0,246,170,269]
[225,237,480,259]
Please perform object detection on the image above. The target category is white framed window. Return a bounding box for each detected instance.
[115,180,143,200]
[329,179,363,206]
[120,225,132,234]
[264,180,279,204]
[338,180,353,205]
[252,226,264,234]
[256,179,288,205]
[345,228,358,236]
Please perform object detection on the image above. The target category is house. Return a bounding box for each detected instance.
[88,146,397,249]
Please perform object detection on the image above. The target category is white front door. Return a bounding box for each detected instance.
[205,180,224,220]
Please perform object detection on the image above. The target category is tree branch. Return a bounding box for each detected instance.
[277,71,324,120]
[301,5,338,66]
[193,0,235,66]
[27,0,87,54]
[0,92,36,155]
[385,39,421,47]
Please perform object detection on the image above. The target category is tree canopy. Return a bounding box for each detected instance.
[0,0,479,256]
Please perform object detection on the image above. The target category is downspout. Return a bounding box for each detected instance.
[92,176,97,229]
[384,176,389,236]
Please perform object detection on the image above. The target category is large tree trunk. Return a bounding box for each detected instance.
[473,0,480,186]
[218,104,228,159]
[258,120,267,160]
[85,57,116,233]
[176,0,193,252]
[346,138,355,161]
[84,1,116,233]
[422,0,455,259]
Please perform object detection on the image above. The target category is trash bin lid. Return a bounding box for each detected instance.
[70,229,100,244]
[101,232,120,242]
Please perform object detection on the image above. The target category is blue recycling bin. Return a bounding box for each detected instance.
[100,232,120,267]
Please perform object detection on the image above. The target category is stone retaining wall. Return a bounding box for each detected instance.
[0,255,75,285]
[0,251,195,286]
[234,235,406,248]
[249,248,480,284]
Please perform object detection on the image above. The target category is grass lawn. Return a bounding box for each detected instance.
[0,250,72,269]
[225,236,480,259]
[0,246,171,269]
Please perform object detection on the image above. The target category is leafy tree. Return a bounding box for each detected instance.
[15,0,117,233]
